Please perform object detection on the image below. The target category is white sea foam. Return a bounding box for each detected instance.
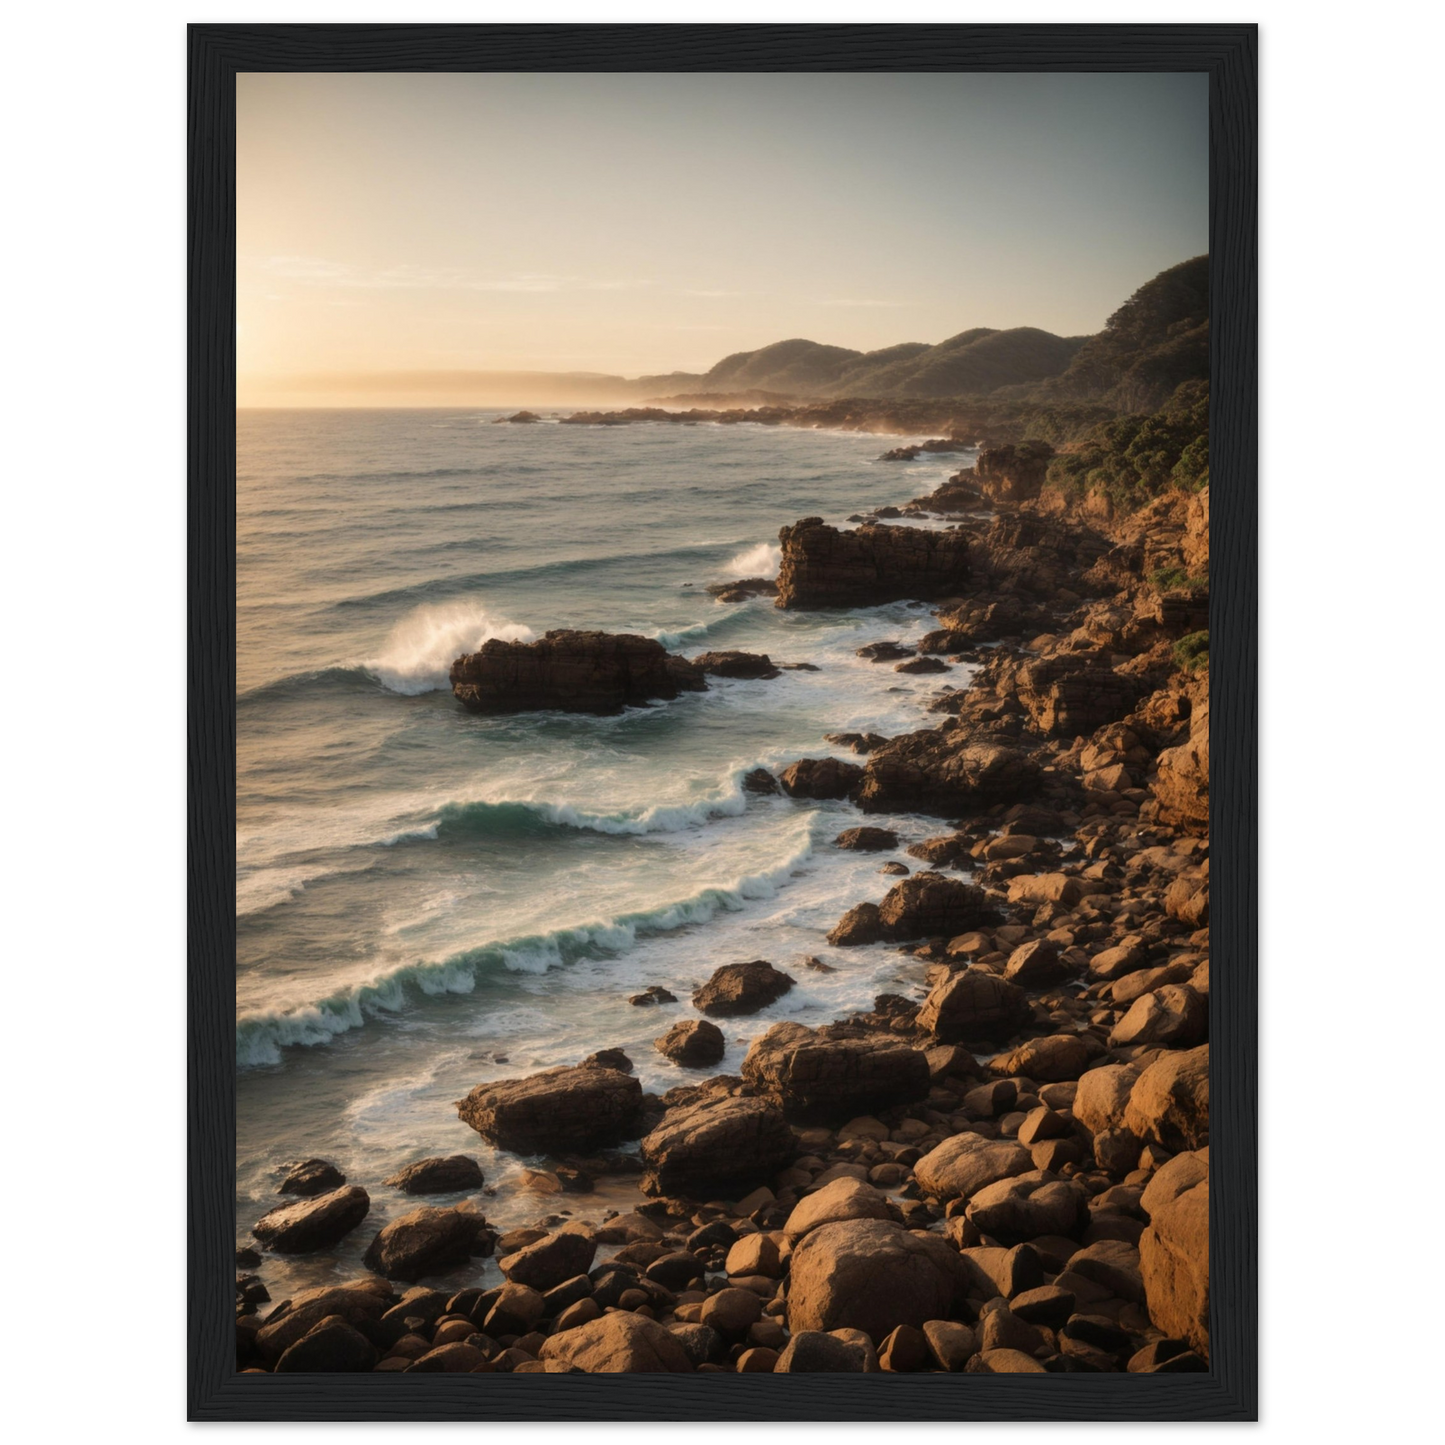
[363,599,534,694]
[724,541,782,579]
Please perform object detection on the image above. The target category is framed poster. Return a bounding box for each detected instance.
[190,22,1256,1421]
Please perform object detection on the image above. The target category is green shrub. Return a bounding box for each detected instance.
[1173,630,1209,673]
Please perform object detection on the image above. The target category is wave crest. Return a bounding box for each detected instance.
[236,833,813,1067]
[363,600,534,695]
[724,541,782,580]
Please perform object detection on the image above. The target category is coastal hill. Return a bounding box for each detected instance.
[651,255,1207,410]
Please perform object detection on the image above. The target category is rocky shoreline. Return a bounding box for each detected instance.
[238,442,1211,1379]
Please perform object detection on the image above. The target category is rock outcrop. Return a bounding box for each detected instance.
[775,519,969,609]
[449,630,705,715]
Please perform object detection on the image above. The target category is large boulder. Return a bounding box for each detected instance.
[449,629,705,715]
[1108,984,1207,1049]
[1073,1063,1142,1137]
[455,1064,642,1153]
[273,1317,379,1374]
[253,1280,392,1362]
[783,1177,892,1242]
[775,518,970,609]
[827,872,998,947]
[498,1227,597,1292]
[855,732,1041,816]
[539,1311,695,1373]
[1124,1045,1209,1152]
[252,1186,370,1255]
[778,757,863,800]
[1140,1150,1210,1358]
[692,960,794,1017]
[915,969,1030,1044]
[989,1033,1093,1082]
[383,1156,484,1195]
[654,1019,725,1068]
[913,1133,1032,1203]
[742,1022,929,1120]
[787,1219,969,1340]
[639,1094,797,1197]
[277,1159,346,1197]
[1152,695,1209,829]
[362,1206,490,1282]
[964,1171,1089,1245]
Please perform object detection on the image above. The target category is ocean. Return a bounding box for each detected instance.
[236,407,979,1298]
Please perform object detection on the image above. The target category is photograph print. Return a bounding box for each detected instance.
[225,57,1231,1396]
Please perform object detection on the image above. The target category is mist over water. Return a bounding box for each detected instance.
[236,408,977,1297]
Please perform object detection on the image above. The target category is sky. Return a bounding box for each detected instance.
[237,72,1208,405]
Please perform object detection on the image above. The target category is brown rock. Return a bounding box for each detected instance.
[539,1312,694,1373]
[834,826,900,852]
[1003,940,1070,988]
[922,1319,977,1371]
[1108,984,1207,1049]
[639,1093,797,1197]
[786,1219,968,1340]
[1140,1150,1209,1357]
[654,1018,726,1068]
[968,1347,1047,1373]
[1068,1238,1146,1303]
[692,960,794,1017]
[691,650,780,680]
[456,1065,642,1153]
[879,1323,931,1371]
[742,1021,930,1119]
[916,969,1030,1044]
[252,1186,371,1255]
[855,732,1041,816]
[779,757,863,800]
[775,518,970,610]
[991,1033,1092,1082]
[1074,1063,1142,1137]
[362,1206,490,1282]
[273,1317,378,1373]
[701,1287,764,1336]
[383,1156,484,1195]
[965,1171,1089,1244]
[498,1228,597,1293]
[913,1133,1032,1203]
[277,1159,346,1197]
[1124,1045,1209,1152]
[1006,873,1083,908]
[450,629,705,715]
[783,1177,892,1241]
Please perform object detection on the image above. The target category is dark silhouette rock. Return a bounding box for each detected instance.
[450,630,705,715]
[833,826,899,851]
[691,650,780,679]
[383,1156,485,1195]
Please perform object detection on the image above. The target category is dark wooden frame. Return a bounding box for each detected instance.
[190,22,1256,1422]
